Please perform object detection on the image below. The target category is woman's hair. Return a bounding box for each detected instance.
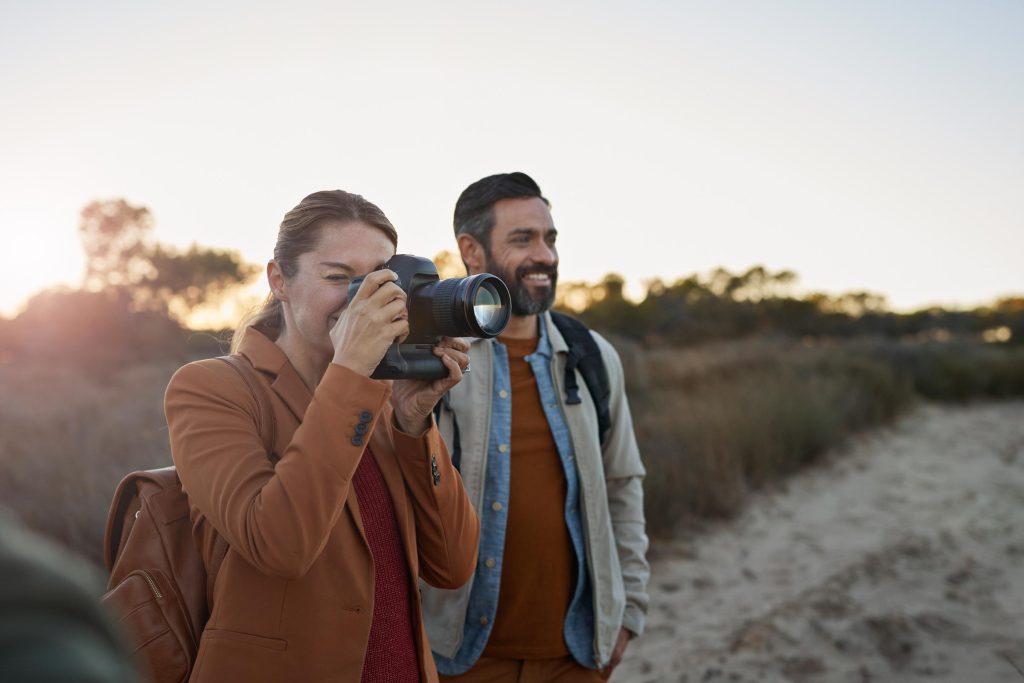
[231,190,398,352]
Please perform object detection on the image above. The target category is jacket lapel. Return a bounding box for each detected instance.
[236,326,368,539]
[236,327,313,424]
[268,371,312,424]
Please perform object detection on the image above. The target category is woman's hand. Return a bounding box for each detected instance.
[391,337,471,434]
[330,269,409,377]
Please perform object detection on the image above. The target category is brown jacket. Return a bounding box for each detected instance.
[164,327,479,683]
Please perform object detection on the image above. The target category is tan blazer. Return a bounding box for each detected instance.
[165,327,479,683]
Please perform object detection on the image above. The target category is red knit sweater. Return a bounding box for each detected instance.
[351,448,420,682]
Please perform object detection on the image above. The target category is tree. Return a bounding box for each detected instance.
[78,199,257,322]
[432,250,466,279]
[79,199,154,291]
[141,243,258,321]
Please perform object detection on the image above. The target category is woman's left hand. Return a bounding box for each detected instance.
[391,337,471,434]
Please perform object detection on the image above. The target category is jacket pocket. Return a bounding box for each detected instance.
[201,629,288,651]
[102,569,195,683]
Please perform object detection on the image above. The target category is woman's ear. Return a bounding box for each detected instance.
[457,234,486,275]
[267,260,288,301]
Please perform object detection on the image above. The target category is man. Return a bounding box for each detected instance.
[423,172,649,681]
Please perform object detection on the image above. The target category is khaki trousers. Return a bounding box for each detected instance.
[439,656,610,683]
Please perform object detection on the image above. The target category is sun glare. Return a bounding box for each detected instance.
[1,221,83,318]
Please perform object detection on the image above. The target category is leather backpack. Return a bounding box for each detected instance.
[100,355,275,683]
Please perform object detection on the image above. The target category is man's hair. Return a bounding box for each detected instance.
[453,172,549,251]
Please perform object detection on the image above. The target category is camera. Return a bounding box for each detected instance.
[348,254,512,379]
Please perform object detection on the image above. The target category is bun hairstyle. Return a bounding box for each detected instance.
[231,190,397,351]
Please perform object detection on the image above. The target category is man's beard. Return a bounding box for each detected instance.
[485,257,558,316]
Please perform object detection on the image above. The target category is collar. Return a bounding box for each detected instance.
[236,325,291,375]
[235,325,313,422]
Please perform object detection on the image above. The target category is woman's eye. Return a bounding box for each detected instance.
[325,275,349,282]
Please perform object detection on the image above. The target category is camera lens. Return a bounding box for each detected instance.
[413,273,511,339]
[472,280,507,334]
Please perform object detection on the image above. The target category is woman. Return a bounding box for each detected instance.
[165,190,479,682]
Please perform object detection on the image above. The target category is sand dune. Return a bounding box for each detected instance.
[617,402,1024,682]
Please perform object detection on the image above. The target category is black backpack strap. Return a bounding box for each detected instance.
[433,392,461,471]
[550,312,612,448]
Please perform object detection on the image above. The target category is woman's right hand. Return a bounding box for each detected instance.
[330,269,409,377]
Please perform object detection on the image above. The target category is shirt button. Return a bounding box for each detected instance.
[498,444,508,453]
[479,616,489,625]
[491,501,503,512]
[498,390,508,399]
[484,558,496,568]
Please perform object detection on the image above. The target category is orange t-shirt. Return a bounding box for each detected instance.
[482,335,575,659]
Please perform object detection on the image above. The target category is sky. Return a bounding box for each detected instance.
[1,0,1021,321]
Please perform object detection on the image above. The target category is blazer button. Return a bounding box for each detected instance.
[359,410,373,422]
[355,423,368,435]
[351,435,364,447]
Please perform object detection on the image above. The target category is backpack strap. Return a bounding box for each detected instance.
[216,355,277,456]
[205,355,277,601]
[102,471,152,572]
[550,311,612,448]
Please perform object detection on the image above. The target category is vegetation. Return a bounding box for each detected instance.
[0,199,254,369]
[0,210,1022,561]
[0,361,178,563]
[622,337,1024,537]
[559,266,1024,347]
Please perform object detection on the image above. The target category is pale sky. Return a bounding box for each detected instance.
[1,0,1021,319]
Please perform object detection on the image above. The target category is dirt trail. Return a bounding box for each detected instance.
[616,402,1024,683]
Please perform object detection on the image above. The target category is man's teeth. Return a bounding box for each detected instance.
[524,274,550,281]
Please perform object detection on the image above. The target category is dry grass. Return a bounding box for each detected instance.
[615,337,1024,537]
[0,361,179,565]
[2,338,1022,560]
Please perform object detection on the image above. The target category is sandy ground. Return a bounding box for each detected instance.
[615,401,1024,683]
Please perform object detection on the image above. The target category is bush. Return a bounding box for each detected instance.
[3,289,187,370]
[0,362,178,565]
[633,338,1021,538]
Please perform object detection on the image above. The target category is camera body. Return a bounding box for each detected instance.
[348,254,511,379]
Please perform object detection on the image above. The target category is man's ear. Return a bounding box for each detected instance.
[457,234,486,275]
[267,260,289,301]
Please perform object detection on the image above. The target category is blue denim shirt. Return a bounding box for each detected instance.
[434,323,596,675]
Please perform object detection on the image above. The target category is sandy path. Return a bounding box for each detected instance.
[616,402,1024,683]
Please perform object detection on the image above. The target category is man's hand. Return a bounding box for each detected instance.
[390,337,470,434]
[603,627,632,677]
